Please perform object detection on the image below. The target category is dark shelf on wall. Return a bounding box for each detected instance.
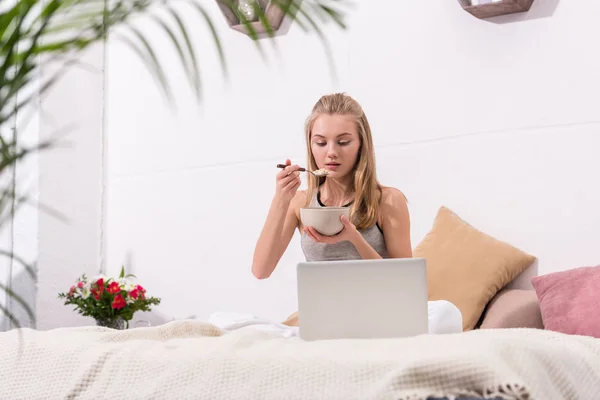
[216,0,292,36]
[459,0,535,19]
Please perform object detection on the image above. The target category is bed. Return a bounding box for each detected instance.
[2,206,599,400]
[1,320,600,400]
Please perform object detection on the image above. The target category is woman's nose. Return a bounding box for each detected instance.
[326,144,338,158]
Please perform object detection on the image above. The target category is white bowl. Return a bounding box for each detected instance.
[300,207,351,236]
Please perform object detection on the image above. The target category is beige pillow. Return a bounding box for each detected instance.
[413,206,536,331]
[478,288,544,329]
[282,311,298,326]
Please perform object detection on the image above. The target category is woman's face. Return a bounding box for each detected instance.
[310,113,361,180]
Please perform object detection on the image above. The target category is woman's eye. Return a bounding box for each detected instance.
[339,141,350,146]
[314,142,326,147]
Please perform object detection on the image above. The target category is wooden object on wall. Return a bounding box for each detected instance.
[216,0,292,36]
[459,0,535,19]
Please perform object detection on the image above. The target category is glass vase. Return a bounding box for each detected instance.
[95,317,126,330]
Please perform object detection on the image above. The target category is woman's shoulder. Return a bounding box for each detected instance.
[290,190,309,210]
[377,185,410,226]
[379,185,408,206]
[294,189,308,201]
[290,190,309,226]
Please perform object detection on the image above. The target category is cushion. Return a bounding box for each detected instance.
[413,206,536,331]
[282,311,298,326]
[478,288,544,329]
[531,265,600,338]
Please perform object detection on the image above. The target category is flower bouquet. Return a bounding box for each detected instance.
[58,266,161,329]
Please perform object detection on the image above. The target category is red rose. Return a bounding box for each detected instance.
[91,278,105,300]
[136,285,146,299]
[107,281,121,294]
[129,288,139,300]
[77,281,84,288]
[112,294,126,310]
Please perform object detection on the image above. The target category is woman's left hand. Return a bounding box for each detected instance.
[304,215,359,245]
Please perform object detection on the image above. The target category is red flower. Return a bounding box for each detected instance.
[68,285,76,297]
[136,285,146,299]
[112,294,126,310]
[107,281,121,294]
[77,281,84,288]
[91,278,104,300]
[129,288,139,300]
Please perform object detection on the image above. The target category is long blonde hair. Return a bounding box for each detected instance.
[303,93,382,230]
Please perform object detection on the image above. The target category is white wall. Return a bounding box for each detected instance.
[34,45,107,330]
[101,0,600,325]
[0,66,41,331]
[0,46,43,331]
[0,43,107,331]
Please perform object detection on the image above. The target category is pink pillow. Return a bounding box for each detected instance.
[531,265,600,338]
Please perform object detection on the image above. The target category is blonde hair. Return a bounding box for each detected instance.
[303,93,382,230]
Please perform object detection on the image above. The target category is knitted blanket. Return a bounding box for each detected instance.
[1,320,599,400]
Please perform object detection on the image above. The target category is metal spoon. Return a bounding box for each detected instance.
[276,164,330,177]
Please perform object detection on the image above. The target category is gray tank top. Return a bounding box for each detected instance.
[300,191,388,261]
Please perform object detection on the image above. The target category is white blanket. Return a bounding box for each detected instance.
[208,299,463,337]
[1,320,599,400]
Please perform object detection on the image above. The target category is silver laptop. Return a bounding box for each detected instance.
[296,258,429,341]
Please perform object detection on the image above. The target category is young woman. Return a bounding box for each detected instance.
[252,93,462,333]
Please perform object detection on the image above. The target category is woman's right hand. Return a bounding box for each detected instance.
[275,159,301,203]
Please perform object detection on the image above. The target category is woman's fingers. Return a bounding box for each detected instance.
[303,227,317,242]
[309,227,326,242]
[277,163,300,179]
[305,227,332,244]
[283,175,301,191]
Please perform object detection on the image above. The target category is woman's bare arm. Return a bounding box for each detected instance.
[380,187,412,258]
[252,161,302,278]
